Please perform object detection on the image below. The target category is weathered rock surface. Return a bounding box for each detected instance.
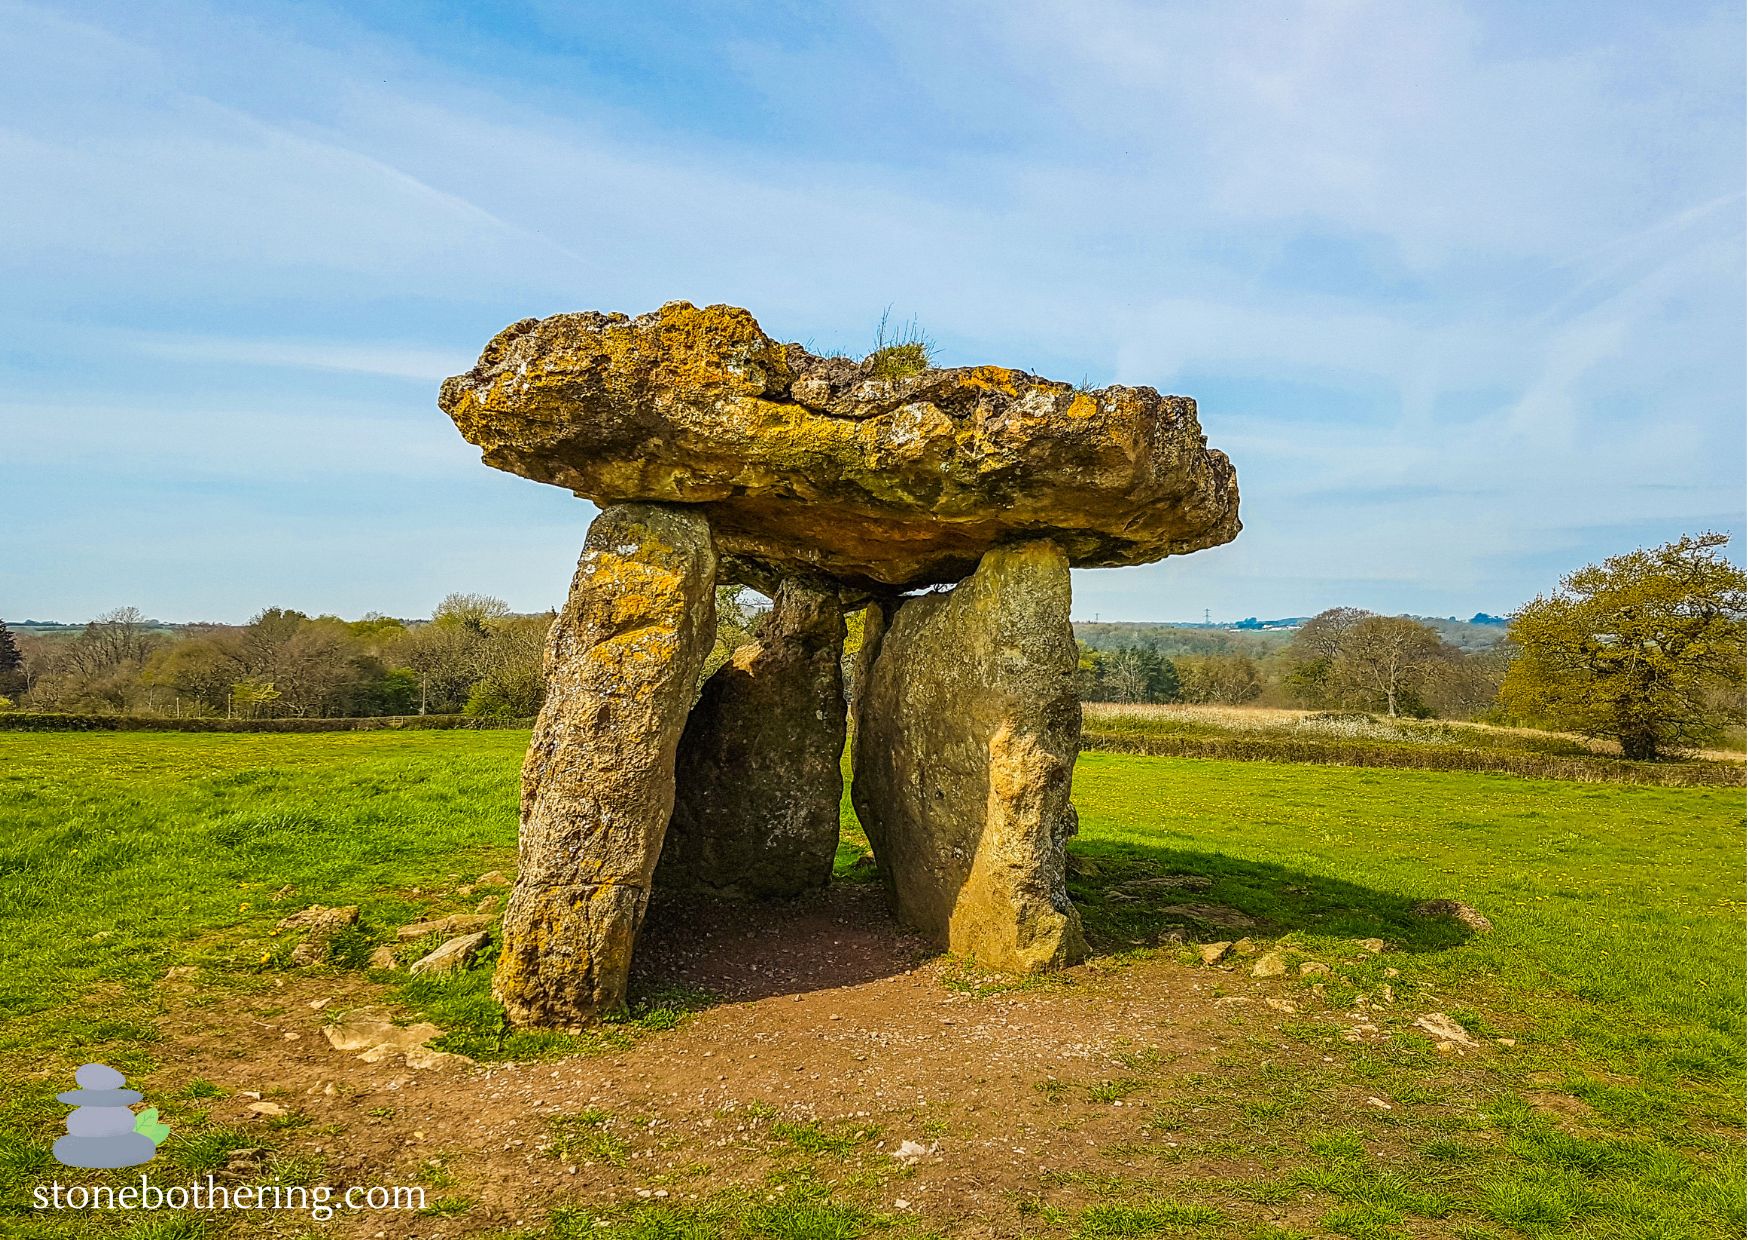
[440,302,1240,592]
[657,576,847,898]
[276,905,358,966]
[852,540,1086,970]
[397,913,494,942]
[493,503,717,1027]
[322,1011,443,1054]
[409,931,491,976]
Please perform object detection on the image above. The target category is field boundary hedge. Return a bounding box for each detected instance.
[0,713,533,733]
[1081,728,1745,788]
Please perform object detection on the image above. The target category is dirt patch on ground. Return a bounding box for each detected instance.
[154,885,1304,1238]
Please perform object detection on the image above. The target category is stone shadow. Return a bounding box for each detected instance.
[626,839,1478,1010]
[1067,839,1481,955]
[630,880,932,1004]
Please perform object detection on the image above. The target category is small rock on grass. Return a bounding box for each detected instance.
[1412,1011,1479,1049]
[1356,938,1385,954]
[323,1012,444,1054]
[246,1101,286,1119]
[276,905,359,966]
[1251,951,1288,978]
[1298,961,1331,977]
[397,913,495,942]
[409,931,491,976]
[1197,941,1233,965]
[367,945,399,970]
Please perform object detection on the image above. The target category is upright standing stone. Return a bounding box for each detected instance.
[853,540,1087,971]
[493,503,716,1027]
[658,577,847,898]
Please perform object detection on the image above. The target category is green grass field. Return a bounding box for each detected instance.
[0,732,1742,1239]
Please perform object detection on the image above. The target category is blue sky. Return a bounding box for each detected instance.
[2,0,1742,624]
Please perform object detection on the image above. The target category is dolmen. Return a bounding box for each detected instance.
[440,302,1240,1027]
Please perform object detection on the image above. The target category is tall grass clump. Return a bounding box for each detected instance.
[863,306,936,379]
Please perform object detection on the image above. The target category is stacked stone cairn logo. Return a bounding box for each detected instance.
[440,302,1241,1027]
[54,1063,166,1169]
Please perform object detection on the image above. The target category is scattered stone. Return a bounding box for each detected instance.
[1356,938,1385,954]
[1495,1038,1517,1047]
[1412,899,1493,934]
[891,1139,937,1165]
[1230,938,1259,957]
[275,905,359,966]
[1197,941,1233,966]
[1117,874,1214,893]
[1364,1097,1392,1110]
[474,895,501,914]
[1412,1012,1479,1049]
[322,1012,443,1054]
[404,1046,472,1071]
[396,913,494,943]
[409,931,491,977]
[1251,951,1288,978]
[1298,961,1331,978]
[1265,998,1298,1013]
[475,871,511,888]
[165,966,197,980]
[493,504,718,1028]
[367,945,399,970]
[1159,903,1257,931]
[852,542,1086,972]
[246,1102,286,1119]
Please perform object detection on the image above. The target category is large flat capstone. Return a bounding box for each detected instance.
[440,301,1239,592]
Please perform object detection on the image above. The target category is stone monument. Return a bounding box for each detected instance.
[441,302,1240,1027]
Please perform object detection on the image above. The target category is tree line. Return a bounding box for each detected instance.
[1080,533,1744,760]
[2,534,1741,759]
[0,595,552,720]
[0,589,768,723]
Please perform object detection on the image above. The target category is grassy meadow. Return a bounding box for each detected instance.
[0,730,1742,1239]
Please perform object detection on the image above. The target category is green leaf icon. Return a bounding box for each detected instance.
[134,1107,171,1146]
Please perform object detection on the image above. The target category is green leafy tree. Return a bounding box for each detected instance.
[1499,533,1746,760]
[0,620,23,696]
[1286,609,1461,717]
[1176,652,1262,705]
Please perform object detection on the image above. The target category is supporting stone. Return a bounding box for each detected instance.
[493,503,716,1027]
[852,540,1087,971]
[657,576,848,899]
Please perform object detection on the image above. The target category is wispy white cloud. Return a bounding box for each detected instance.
[0,0,1738,621]
[124,335,470,382]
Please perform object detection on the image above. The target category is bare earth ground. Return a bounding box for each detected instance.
[157,885,1360,1239]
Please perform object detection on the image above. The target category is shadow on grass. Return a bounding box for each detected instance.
[1068,838,1477,955]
